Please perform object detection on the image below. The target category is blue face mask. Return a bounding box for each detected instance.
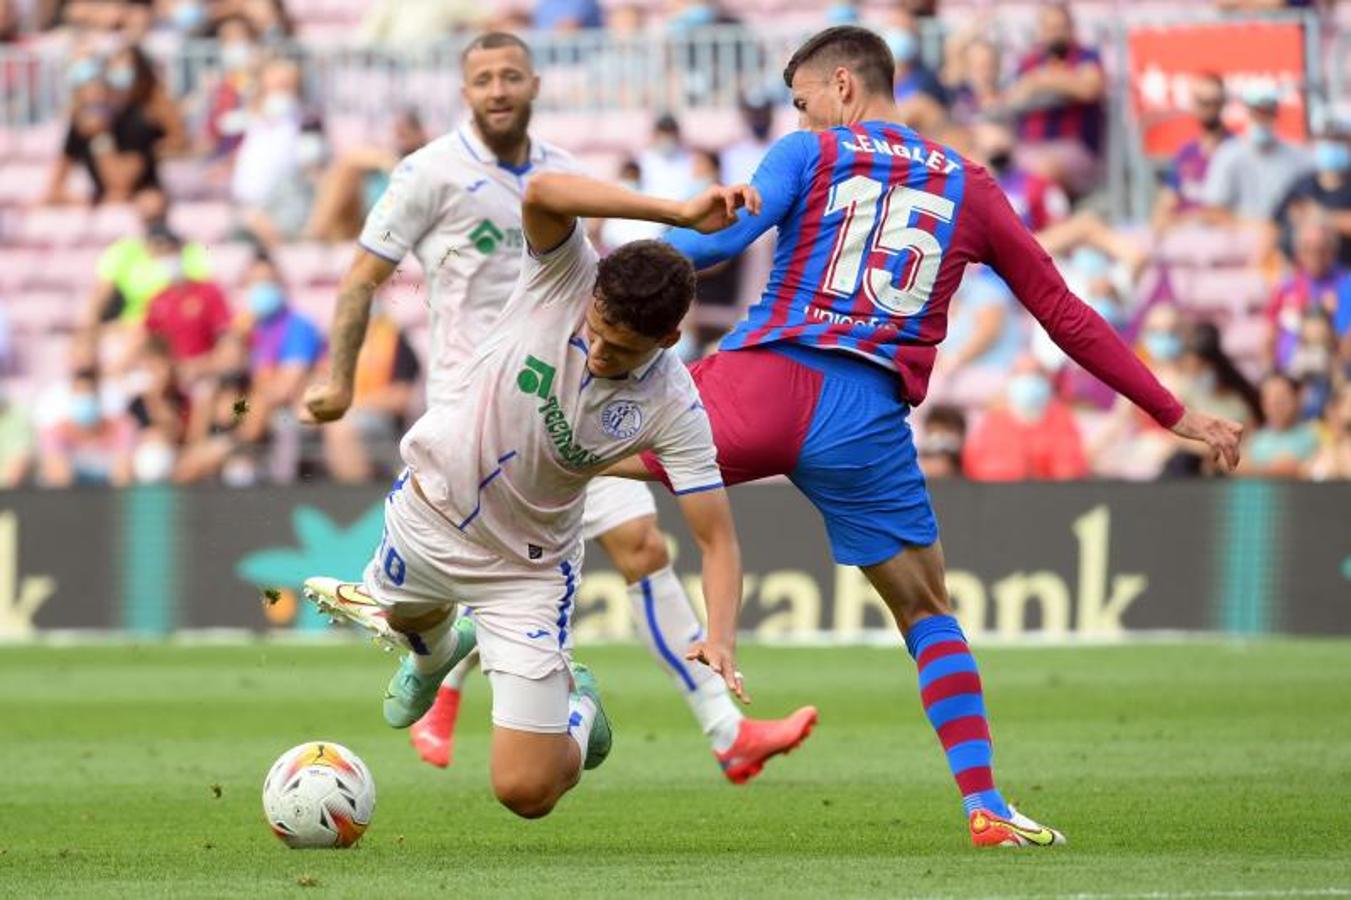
[106,65,135,92]
[173,1,206,32]
[69,392,101,428]
[1248,122,1275,148]
[67,58,102,88]
[1313,140,1350,174]
[826,3,858,24]
[1087,295,1124,330]
[248,281,286,320]
[1007,373,1053,420]
[885,29,920,64]
[1143,330,1183,362]
[671,4,715,30]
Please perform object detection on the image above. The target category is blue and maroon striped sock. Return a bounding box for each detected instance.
[904,615,1010,818]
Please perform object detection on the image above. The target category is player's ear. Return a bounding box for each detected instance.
[530,73,541,100]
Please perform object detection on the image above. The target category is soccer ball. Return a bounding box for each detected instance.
[262,741,375,849]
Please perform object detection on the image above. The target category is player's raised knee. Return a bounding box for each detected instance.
[604,518,670,583]
[491,771,561,819]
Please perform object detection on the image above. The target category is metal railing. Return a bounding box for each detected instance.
[1,13,1339,223]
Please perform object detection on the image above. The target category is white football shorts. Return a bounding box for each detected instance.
[580,476,657,540]
[363,476,581,684]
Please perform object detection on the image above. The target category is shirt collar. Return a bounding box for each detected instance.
[457,119,547,172]
[629,350,663,382]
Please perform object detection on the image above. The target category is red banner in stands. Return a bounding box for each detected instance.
[1127,20,1308,157]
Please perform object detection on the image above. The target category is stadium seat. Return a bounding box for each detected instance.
[169,202,238,244]
[13,207,92,247]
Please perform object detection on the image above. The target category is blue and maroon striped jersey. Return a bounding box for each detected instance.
[1014,45,1105,154]
[666,121,1184,427]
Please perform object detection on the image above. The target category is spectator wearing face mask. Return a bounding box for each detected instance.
[45,55,161,205]
[963,356,1089,481]
[233,255,325,480]
[1265,216,1351,372]
[1286,311,1339,420]
[230,56,303,213]
[916,404,966,480]
[85,197,212,330]
[142,244,232,383]
[884,9,948,133]
[1202,84,1312,225]
[104,44,187,157]
[202,15,261,159]
[944,36,1004,126]
[976,120,1069,233]
[638,113,695,200]
[38,369,135,488]
[1274,126,1351,266]
[1153,73,1233,232]
[1004,2,1106,196]
[242,114,328,249]
[1238,373,1319,478]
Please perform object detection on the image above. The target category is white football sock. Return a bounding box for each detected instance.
[441,646,480,691]
[405,613,459,675]
[567,691,598,775]
[628,566,742,753]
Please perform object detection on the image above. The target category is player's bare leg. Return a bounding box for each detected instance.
[599,514,817,784]
[863,543,1065,847]
[488,665,611,819]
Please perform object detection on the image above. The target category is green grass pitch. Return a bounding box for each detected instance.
[3,640,1350,898]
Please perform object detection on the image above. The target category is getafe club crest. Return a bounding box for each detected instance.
[600,400,643,440]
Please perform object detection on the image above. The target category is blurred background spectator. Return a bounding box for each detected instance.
[1202,85,1311,226]
[38,367,134,487]
[1005,3,1105,197]
[1152,73,1232,233]
[1239,373,1320,477]
[2,2,1349,490]
[964,356,1089,481]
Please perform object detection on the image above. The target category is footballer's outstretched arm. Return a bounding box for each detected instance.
[675,487,749,703]
[301,249,398,423]
[973,169,1244,471]
[521,173,761,254]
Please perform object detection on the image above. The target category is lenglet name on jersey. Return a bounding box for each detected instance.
[840,134,962,175]
[539,395,605,469]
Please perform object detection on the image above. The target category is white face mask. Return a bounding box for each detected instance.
[261,92,299,121]
[133,440,176,483]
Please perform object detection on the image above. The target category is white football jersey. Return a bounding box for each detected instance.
[400,226,722,569]
[358,121,580,408]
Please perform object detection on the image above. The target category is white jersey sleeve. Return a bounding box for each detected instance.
[358,151,448,264]
[648,389,723,496]
[518,222,599,319]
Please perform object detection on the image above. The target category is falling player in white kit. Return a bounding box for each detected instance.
[304,170,762,818]
[300,33,815,783]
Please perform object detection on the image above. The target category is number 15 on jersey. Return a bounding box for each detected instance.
[821,176,955,318]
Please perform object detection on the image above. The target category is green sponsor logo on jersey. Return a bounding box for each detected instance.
[517,356,604,469]
[470,220,506,254]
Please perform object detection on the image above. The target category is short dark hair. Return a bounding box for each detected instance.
[462,32,532,67]
[783,26,895,96]
[594,241,696,339]
[924,403,967,438]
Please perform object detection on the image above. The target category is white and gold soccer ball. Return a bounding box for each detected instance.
[262,741,375,849]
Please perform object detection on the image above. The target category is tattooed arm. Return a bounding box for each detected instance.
[300,249,398,423]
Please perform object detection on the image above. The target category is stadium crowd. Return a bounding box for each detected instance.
[0,0,1347,489]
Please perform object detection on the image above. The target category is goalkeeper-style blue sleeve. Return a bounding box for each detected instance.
[664,130,813,269]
